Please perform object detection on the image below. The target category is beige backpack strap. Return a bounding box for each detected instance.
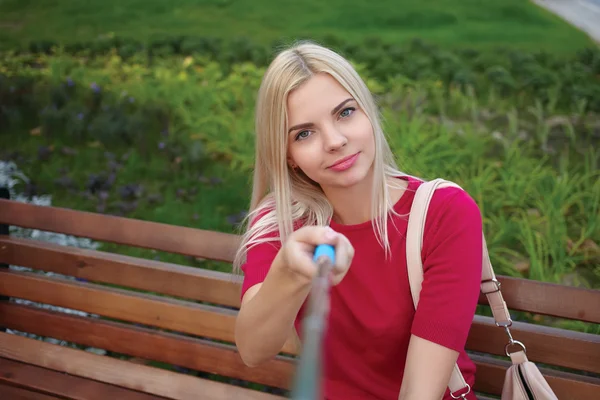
[406,178,512,399]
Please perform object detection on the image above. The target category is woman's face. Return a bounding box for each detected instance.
[286,73,375,191]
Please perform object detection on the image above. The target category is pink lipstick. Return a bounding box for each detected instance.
[328,152,359,172]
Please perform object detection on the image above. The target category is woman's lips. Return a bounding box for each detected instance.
[328,152,360,171]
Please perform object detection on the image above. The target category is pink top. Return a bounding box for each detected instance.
[241,176,482,399]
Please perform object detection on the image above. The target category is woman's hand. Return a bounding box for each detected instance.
[279,226,354,286]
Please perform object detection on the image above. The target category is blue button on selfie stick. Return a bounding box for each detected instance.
[313,244,335,264]
[290,244,335,400]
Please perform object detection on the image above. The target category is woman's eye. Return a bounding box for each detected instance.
[295,130,311,141]
[340,107,355,118]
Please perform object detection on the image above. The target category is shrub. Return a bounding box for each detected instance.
[6,35,600,113]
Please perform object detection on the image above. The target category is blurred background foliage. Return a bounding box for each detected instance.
[1,0,598,320]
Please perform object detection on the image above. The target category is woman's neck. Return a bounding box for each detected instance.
[323,175,407,226]
[328,186,373,225]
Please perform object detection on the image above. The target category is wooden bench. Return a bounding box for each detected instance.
[0,196,598,400]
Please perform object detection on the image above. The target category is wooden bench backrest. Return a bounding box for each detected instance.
[0,198,599,399]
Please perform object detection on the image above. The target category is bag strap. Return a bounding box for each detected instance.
[406,178,513,398]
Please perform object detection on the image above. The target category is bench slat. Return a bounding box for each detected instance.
[4,302,597,397]
[3,302,597,397]
[0,357,167,400]
[1,311,597,399]
[478,276,600,324]
[0,269,298,355]
[3,298,597,385]
[467,315,600,374]
[0,332,285,400]
[0,269,236,342]
[2,234,599,325]
[0,383,63,400]
[0,302,295,390]
[0,236,242,308]
[0,199,240,262]
[4,238,600,333]
[2,198,599,323]
[1,268,596,372]
[472,354,600,400]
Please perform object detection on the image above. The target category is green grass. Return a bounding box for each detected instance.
[0,0,595,53]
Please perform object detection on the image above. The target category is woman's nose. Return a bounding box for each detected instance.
[323,125,347,152]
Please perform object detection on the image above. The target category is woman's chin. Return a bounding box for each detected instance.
[319,166,373,191]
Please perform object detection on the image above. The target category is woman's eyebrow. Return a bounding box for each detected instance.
[331,98,354,116]
[288,98,355,134]
[288,122,314,134]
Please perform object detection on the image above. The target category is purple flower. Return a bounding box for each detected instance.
[90,82,100,93]
[158,142,166,150]
[128,96,135,103]
[66,77,74,87]
[77,113,84,120]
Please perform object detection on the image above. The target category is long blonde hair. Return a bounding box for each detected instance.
[232,41,406,272]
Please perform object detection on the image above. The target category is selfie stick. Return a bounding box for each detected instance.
[289,244,335,400]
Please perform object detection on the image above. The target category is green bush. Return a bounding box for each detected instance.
[1,50,597,288]
[9,35,600,113]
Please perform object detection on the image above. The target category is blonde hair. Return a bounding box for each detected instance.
[232,40,406,272]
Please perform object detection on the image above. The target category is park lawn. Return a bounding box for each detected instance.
[0,0,595,53]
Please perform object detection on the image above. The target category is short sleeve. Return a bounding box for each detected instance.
[410,187,483,353]
[239,207,282,299]
[240,237,281,299]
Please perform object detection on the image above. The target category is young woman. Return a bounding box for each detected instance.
[233,41,482,400]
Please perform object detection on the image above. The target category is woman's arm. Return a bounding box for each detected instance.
[398,335,459,400]
[235,254,312,367]
[399,187,483,399]
[235,225,353,367]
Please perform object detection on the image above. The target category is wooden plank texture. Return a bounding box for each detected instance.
[2,300,598,396]
[0,236,242,308]
[477,276,600,324]
[0,199,240,262]
[0,383,62,400]
[2,300,597,382]
[0,269,299,355]
[3,235,599,326]
[1,268,596,369]
[0,302,295,390]
[0,357,167,400]
[0,333,285,400]
[0,269,236,341]
[2,198,599,323]
[466,315,600,374]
